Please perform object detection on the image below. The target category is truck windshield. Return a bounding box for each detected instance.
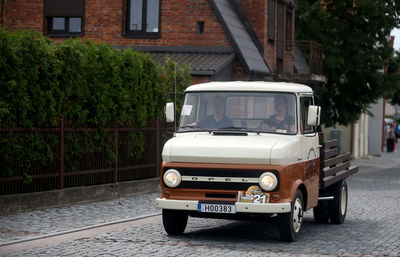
[178,92,297,135]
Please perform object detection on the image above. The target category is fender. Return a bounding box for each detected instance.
[287,179,305,205]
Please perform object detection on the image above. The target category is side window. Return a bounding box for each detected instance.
[45,0,84,37]
[301,97,314,134]
[126,0,161,38]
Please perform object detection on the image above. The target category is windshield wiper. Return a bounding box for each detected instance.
[214,126,261,135]
[217,126,245,130]
[178,125,211,133]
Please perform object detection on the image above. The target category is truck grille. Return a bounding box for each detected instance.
[163,168,279,191]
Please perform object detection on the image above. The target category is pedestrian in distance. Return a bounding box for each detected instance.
[394,121,400,143]
[386,123,395,152]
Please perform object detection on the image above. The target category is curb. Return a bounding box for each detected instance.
[0,178,161,216]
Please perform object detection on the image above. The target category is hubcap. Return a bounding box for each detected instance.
[340,185,347,216]
[293,198,303,233]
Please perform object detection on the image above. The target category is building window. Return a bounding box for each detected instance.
[197,21,205,34]
[48,17,82,36]
[126,0,161,38]
[44,0,85,37]
[268,0,275,44]
[286,7,293,50]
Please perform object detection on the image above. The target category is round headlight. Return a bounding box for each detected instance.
[259,172,278,191]
[163,169,181,188]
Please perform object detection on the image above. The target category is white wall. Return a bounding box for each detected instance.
[368,98,384,155]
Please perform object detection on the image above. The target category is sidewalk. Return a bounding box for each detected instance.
[352,141,400,172]
[0,192,161,245]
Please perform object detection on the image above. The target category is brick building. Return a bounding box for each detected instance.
[0,0,324,84]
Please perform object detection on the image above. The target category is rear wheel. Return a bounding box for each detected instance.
[313,200,330,223]
[279,190,304,242]
[162,209,188,235]
[329,180,348,224]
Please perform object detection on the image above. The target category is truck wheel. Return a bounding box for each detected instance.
[162,209,188,235]
[313,201,330,223]
[278,190,304,242]
[329,179,348,224]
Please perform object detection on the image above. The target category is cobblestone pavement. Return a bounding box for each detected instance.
[1,149,400,256]
[0,192,161,244]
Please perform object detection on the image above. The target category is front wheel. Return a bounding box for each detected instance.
[162,209,188,235]
[278,190,304,242]
[329,179,348,224]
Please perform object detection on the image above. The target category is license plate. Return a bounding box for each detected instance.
[198,203,236,214]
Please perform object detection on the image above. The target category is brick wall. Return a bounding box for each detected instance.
[5,0,43,32]
[5,0,231,48]
[191,75,211,85]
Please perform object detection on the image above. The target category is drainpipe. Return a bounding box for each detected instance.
[382,97,386,152]
[364,113,369,157]
[353,120,360,159]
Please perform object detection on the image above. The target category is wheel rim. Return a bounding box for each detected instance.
[293,198,303,233]
[340,185,347,216]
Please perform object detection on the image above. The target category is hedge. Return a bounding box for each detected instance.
[0,28,190,178]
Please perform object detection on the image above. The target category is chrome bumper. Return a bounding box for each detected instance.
[156,198,291,213]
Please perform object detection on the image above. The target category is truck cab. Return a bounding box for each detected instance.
[156,81,329,241]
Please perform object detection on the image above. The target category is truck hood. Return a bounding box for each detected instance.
[162,132,302,165]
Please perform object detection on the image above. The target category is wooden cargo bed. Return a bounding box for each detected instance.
[319,133,359,189]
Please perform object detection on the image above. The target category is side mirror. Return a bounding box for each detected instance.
[307,105,321,126]
[165,102,175,123]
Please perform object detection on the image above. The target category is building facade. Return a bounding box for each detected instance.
[1,0,324,84]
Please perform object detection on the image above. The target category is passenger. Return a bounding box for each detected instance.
[196,95,232,129]
[260,95,295,133]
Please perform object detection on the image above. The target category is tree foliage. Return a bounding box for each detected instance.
[295,0,400,126]
[387,51,400,107]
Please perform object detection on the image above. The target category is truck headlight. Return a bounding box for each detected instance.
[163,169,181,188]
[259,172,278,191]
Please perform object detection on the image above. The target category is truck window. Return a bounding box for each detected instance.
[301,96,314,134]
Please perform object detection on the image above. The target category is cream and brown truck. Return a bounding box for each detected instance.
[156,81,358,242]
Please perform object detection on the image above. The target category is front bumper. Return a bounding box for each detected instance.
[156,198,291,213]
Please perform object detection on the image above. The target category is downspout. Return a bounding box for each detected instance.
[382,97,386,152]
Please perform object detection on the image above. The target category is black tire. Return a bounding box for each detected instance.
[313,200,330,223]
[279,190,304,242]
[329,179,348,224]
[162,209,188,235]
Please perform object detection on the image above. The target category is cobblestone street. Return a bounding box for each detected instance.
[1,149,400,256]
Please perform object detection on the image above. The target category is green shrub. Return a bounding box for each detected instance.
[0,28,191,178]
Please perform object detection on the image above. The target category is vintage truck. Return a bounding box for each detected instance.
[156,81,358,242]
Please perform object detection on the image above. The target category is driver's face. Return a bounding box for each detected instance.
[275,97,287,113]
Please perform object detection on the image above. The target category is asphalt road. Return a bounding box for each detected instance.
[1,150,399,256]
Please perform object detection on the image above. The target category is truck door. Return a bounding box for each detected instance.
[300,95,320,209]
